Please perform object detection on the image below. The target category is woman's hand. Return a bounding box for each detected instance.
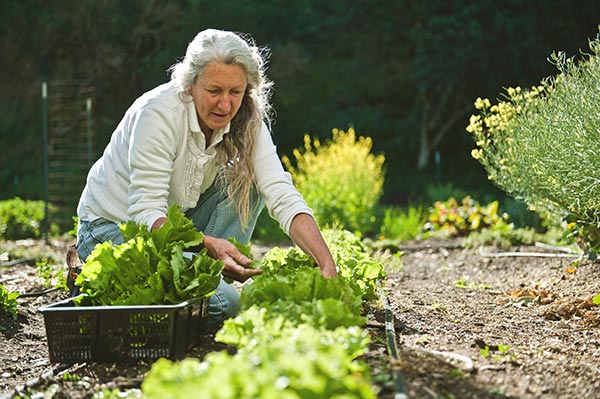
[202,236,262,282]
[319,264,338,278]
[288,213,338,278]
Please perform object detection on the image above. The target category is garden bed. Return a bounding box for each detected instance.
[1,237,600,398]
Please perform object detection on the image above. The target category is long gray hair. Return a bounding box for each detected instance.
[169,29,273,227]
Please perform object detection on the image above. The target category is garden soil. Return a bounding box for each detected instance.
[1,236,600,399]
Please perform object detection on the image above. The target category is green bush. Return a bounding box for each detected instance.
[282,127,385,234]
[463,225,566,249]
[467,31,600,255]
[0,197,57,240]
[378,205,426,241]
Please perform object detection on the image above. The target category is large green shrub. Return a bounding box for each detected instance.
[0,197,54,240]
[467,31,600,255]
[282,127,385,234]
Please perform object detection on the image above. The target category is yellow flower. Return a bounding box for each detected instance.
[474,97,490,110]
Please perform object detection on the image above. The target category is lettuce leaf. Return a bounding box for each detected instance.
[75,205,223,306]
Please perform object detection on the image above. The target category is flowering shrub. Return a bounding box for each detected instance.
[467,32,600,256]
[425,196,509,237]
[466,87,551,214]
[282,127,385,233]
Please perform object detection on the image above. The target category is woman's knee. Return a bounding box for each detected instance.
[207,279,241,328]
[76,218,123,261]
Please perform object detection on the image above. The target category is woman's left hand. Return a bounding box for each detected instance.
[202,236,262,282]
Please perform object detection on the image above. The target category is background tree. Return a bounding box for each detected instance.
[1,0,599,213]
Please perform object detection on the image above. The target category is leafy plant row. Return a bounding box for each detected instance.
[0,197,59,240]
[135,229,388,399]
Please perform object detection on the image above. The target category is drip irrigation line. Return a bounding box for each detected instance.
[378,285,409,399]
[534,241,580,254]
[0,257,37,268]
[409,346,474,372]
[19,287,60,298]
[0,363,72,399]
[478,246,581,258]
[398,243,463,251]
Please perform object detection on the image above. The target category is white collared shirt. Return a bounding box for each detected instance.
[77,81,311,234]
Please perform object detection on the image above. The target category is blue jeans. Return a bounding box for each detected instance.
[77,180,264,330]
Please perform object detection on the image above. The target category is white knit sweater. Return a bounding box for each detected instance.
[77,82,311,234]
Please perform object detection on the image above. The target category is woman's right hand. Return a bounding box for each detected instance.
[202,236,262,283]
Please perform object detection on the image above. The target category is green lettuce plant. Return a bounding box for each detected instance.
[75,205,223,306]
[0,283,19,320]
[133,227,385,399]
[142,324,375,399]
[259,229,387,300]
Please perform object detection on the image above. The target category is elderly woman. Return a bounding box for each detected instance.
[75,29,337,327]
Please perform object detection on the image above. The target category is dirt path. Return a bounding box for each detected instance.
[388,239,600,398]
[1,238,600,398]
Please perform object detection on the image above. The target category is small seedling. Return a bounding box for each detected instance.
[0,284,19,320]
[454,276,490,290]
[416,335,430,345]
[448,368,467,379]
[480,345,490,358]
[455,276,470,289]
[430,299,448,312]
[35,258,67,289]
[35,258,54,288]
[481,344,516,363]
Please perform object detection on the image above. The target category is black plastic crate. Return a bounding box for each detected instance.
[39,296,208,363]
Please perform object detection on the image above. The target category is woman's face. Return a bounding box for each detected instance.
[189,62,248,134]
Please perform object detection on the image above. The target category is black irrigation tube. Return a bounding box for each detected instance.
[378,285,409,399]
[0,363,71,399]
[0,257,37,268]
[19,287,60,298]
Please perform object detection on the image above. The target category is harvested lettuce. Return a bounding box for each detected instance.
[75,205,223,306]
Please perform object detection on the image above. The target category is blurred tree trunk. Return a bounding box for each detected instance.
[416,85,471,170]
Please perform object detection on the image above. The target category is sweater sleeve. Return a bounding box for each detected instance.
[127,104,179,229]
[253,122,313,235]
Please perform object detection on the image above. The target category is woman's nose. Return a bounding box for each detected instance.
[217,93,231,111]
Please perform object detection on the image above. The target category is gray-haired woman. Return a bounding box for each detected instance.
[75,29,337,329]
